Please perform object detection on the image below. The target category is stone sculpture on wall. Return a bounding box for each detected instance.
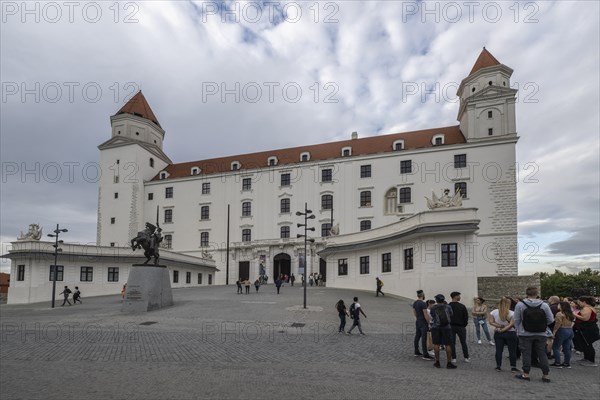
[425,188,463,210]
[17,224,43,240]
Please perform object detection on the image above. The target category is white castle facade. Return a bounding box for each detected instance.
[5,48,519,303]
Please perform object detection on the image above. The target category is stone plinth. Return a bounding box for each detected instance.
[122,264,173,313]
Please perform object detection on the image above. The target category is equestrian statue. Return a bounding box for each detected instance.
[131,207,163,265]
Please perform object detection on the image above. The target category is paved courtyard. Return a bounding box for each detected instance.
[1,285,598,399]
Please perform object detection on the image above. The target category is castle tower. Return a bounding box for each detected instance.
[457,48,518,141]
[97,91,172,247]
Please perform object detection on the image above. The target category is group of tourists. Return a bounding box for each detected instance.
[412,286,600,382]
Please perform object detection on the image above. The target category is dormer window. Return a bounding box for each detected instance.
[191,167,200,176]
[149,158,154,168]
[159,171,168,180]
[231,161,241,171]
[268,157,278,166]
[432,134,445,146]
[393,140,404,151]
[342,147,352,157]
[300,152,310,162]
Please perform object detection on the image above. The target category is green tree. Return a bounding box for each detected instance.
[540,269,600,298]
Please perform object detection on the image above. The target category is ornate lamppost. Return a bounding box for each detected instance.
[48,224,68,308]
[296,203,315,309]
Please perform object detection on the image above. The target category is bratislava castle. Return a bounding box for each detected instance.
[96,48,518,299]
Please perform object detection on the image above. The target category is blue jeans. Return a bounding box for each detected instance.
[473,317,491,341]
[414,320,429,355]
[338,314,347,332]
[553,327,573,365]
[494,331,517,368]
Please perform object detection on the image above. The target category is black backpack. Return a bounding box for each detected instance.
[349,303,356,319]
[434,305,450,327]
[521,301,547,333]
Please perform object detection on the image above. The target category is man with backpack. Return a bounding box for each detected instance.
[59,286,72,306]
[375,277,384,297]
[513,286,554,382]
[430,294,456,369]
[347,297,367,335]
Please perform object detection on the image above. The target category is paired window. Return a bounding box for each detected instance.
[186,272,191,284]
[164,234,172,249]
[281,173,291,186]
[242,202,252,217]
[242,178,252,191]
[280,198,290,213]
[280,226,290,239]
[382,253,391,273]
[454,154,467,168]
[108,267,119,282]
[201,206,210,220]
[173,270,179,283]
[200,232,209,247]
[322,169,332,182]
[441,243,458,267]
[404,248,414,270]
[17,265,25,281]
[165,187,173,198]
[321,223,332,237]
[242,229,252,242]
[400,160,412,174]
[49,265,64,281]
[338,259,348,276]
[202,182,211,194]
[454,182,467,198]
[360,165,371,178]
[359,256,370,274]
[360,191,371,207]
[360,220,371,231]
[164,209,173,223]
[80,267,93,282]
[399,187,411,204]
[321,194,333,210]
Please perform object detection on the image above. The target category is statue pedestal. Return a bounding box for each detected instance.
[122,264,173,313]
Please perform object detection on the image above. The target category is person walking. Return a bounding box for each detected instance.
[244,279,251,294]
[375,277,385,297]
[413,290,433,359]
[290,273,295,287]
[551,301,575,368]
[121,283,127,299]
[430,294,457,369]
[236,280,243,294]
[335,299,350,333]
[488,297,520,372]
[513,286,554,382]
[60,286,72,306]
[573,296,599,367]
[73,286,82,304]
[449,291,469,363]
[347,297,367,335]
[472,297,494,345]
[275,277,283,294]
[254,279,260,293]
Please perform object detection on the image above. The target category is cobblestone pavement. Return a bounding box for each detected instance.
[1,285,599,399]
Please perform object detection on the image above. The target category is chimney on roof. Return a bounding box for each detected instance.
[351,131,358,140]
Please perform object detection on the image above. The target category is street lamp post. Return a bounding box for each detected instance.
[296,202,315,309]
[47,224,68,308]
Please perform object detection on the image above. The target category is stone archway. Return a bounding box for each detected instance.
[273,253,291,280]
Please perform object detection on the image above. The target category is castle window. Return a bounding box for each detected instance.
[191,167,200,175]
[399,187,411,204]
[148,193,154,200]
[360,165,371,178]
[385,188,397,215]
[338,259,348,276]
[186,272,191,284]
[202,182,210,194]
[136,132,139,136]
[110,242,115,247]
[268,157,278,166]
[80,267,93,282]
[360,220,371,231]
[280,226,290,239]
[17,265,25,281]
[150,158,154,168]
[201,206,210,220]
[321,169,332,182]
[471,87,476,93]
[393,140,404,151]
[165,187,173,198]
[441,243,458,267]
[231,161,240,171]
[110,217,116,224]
[242,202,251,217]
[164,209,173,223]
[242,229,251,242]
[454,182,467,198]
[300,152,310,162]
[173,271,179,283]
[404,248,414,270]
[242,178,252,191]
[164,235,172,249]
[488,128,493,136]
[488,111,493,119]
[321,223,332,237]
[400,160,412,174]
[280,198,290,213]
[200,232,209,247]
[281,173,291,187]
[49,265,63,281]
[159,172,167,180]
[488,81,493,86]
[321,194,333,210]
[360,256,370,274]
[432,134,445,145]
[114,176,119,183]
[382,253,392,273]
[360,191,371,207]
[454,154,467,168]
[114,192,118,199]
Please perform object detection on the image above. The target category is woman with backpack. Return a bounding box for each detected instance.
[488,297,519,372]
[335,300,350,333]
[472,297,494,345]
[551,301,575,368]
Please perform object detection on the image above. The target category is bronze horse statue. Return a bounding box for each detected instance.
[131,223,162,265]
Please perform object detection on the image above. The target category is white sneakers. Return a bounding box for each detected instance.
[477,340,482,344]
[464,358,471,363]
[490,341,495,345]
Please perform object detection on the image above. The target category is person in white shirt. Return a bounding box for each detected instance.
[488,297,520,372]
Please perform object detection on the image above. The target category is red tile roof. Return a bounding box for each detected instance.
[153,125,465,180]
[114,91,162,128]
[469,47,501,76]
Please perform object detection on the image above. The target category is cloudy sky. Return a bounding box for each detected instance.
[1,1,598,275]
